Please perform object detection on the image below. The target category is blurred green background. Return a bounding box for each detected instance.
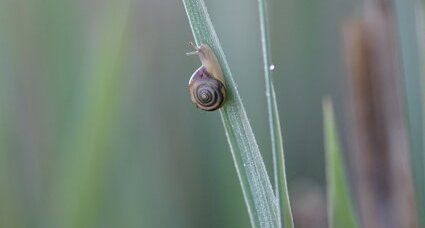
[0,0,364,227]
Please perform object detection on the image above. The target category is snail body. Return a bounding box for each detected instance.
[188,43,226,111]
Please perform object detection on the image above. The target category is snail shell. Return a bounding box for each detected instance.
[188,43,226,111]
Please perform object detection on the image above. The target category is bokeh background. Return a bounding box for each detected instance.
[1,0,420,227]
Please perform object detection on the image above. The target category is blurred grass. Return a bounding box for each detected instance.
[0,85,23,228]
[45,2,132,227]
[419,4,425,227]
[393,0,425,225]
[0,12,19,225]
[323,99,358,228]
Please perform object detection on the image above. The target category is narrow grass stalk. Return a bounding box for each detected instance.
[182,1,280,227]
[323,99,358,228]
[257,0,293,227]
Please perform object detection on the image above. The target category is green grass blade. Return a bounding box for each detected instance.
[182,1,280,227]
[323,99,358,228]
[257,0,293,227]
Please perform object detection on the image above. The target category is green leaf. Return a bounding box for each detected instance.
[323,99,358,228]
[182,1,280,227]
[257,0,294,227]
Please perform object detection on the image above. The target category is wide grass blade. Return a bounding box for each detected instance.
[182,1,280,227]
[257,0,294,227]
[393,0,425,225]
[323,99,358,228]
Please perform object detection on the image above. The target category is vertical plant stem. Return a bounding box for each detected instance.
[182,1,279,227]
[257,0,293,227]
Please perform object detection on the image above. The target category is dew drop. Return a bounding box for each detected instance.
[269,64,275,71]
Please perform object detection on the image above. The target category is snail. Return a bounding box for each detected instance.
[187,43,226,111]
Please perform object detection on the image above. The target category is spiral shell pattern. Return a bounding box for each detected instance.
[188,67,225,111]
